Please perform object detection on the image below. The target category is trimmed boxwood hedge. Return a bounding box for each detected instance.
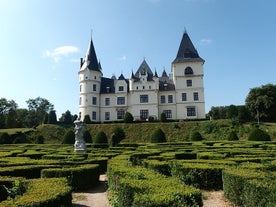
[0,177,72,207]
[107,155,202,207]
[222,168,276,207]
[41,164,100,190]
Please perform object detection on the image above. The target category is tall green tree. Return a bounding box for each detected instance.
[26,97,54,126]
[48,110,57,124]
[0,98,18,128]
[59,110,73,125]
[5,108,19,128]
[245,84,276,122]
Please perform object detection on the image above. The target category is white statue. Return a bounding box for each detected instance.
[74,119,86,153]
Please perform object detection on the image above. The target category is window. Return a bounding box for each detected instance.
[80,85,82,92]
[140,110,148,120]
[160,95,165,104]
[105,112,110,120]
[105,98,110,106]
[193,92,199,101]
[168,95,173,103]
[94,76,96,80]
[117,97,125,105]
[187,107,196,117]
[92,111,96,120]
[185,67,194,75]
[119,86,124,91]
[136,86,138,90]
[186,79,192,87]
[92,97,97,105]
[143,86,145,90]
[163,110,172,118]
[140,95,148,103]
[149,85,151,89]
[182,93,187,101]
[117,110,125,119]
[93,84,96,91]
[79,97,82,105]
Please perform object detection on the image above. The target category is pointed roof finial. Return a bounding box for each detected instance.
[90,29,93,40]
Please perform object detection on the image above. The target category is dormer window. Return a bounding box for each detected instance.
[119,86,124,91]
[106,87,110,93]
[185,67,193,75]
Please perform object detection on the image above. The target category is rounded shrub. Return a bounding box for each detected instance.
[151,128,166,143]
[124,112,134,123]
[111,127,125,146]
[94,131,108,144]
[190,131,203,141]
[0,132,10,144]
[35,135,44,144]
[228,131,239,141]
[248,128,271,141]
[62,130,75,144]
[160,112,167,122]
[83,115,92,124]
[83,130,92,143]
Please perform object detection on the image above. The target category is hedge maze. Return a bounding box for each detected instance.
[0,141,275,206]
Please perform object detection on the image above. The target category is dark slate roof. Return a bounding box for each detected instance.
[118,74,126,80]
[173,32,204,63]
[134,60,154,81]
[86,39,101,72]
[100,77,115,93]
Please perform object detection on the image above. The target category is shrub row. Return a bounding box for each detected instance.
[169,161,225,190]
[107,155,202,207]
[0,177,72,207]
[41,164,100,190]
[222,168,276,207]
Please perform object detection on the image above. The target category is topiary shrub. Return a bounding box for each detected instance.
[94,131,108,148]
[83,115,92,124]
[228,131,239,141]
[148,116,154,122]
[12,132,28,144]
[0,132,10,144]
[248,128,271,141]
[83,130,92,143]
[35,135,44,144]
[62,130,75,144]
[160,112,167,122]
[151,128,166,143]
[111,127,125,146]
[190,131,203,141]
[124,112,134,123]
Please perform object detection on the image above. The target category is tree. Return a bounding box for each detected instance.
[0,98,18,128]
[248,128,271,141]
[245,84,276,122]
[228,131,239,141]
[124,112,134,123]
[227,105,238,119]
[26,97,54,126]
[151,128,166,143]
[48,110,57,124]
[83,130,92,143]
[59,110,73,125]
[6,108,19,128]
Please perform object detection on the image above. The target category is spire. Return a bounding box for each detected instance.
[173,31,204,63]
[85,37,100,71]
[154,69,158,77]
[135,59,153,77]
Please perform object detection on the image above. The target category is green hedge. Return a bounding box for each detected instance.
[107,155,202,207]
[41,164,100,190]
[142,160,170,176]
[170,161,224,190]
[0,177,72,207]
[222,168,276,206]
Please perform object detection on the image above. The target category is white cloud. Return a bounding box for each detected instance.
[200,39,212,46]
[44,46,80,62]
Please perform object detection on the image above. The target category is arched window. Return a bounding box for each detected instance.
[185,67,193,75]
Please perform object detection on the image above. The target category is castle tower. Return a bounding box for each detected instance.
[78,38,102,121]
[171,31,205,119]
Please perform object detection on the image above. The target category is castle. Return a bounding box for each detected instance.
[78,32,205,122]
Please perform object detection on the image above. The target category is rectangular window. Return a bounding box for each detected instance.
[186,79,192,87]
[105,98,110,106]
[80,85,82,92]
[187,107,196,117]
[163,110,172,118]
[92,111,96,120]
[92,97,97,105]
[117,110,125,119]
[93,84,96,91]
[79,97,82,105]
[140,110,149,120]
[117,97,125,105]
[182,93,187,101]
[168,95,173,103]
[160,95,165,104]
[119,86,124,91]
[140,95,148,103]
[193,92,199,101]
[105,112,110,120]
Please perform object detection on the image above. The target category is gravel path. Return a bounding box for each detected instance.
[202,190,233,207]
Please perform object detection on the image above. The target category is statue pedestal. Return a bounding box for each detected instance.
[74,139,86,154]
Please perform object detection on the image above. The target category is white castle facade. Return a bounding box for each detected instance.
[78,32,205,122]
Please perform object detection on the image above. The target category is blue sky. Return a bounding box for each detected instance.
[0,0,275,118]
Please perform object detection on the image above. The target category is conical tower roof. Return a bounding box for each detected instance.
[85,39,101,71]
[173,31,204,63]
